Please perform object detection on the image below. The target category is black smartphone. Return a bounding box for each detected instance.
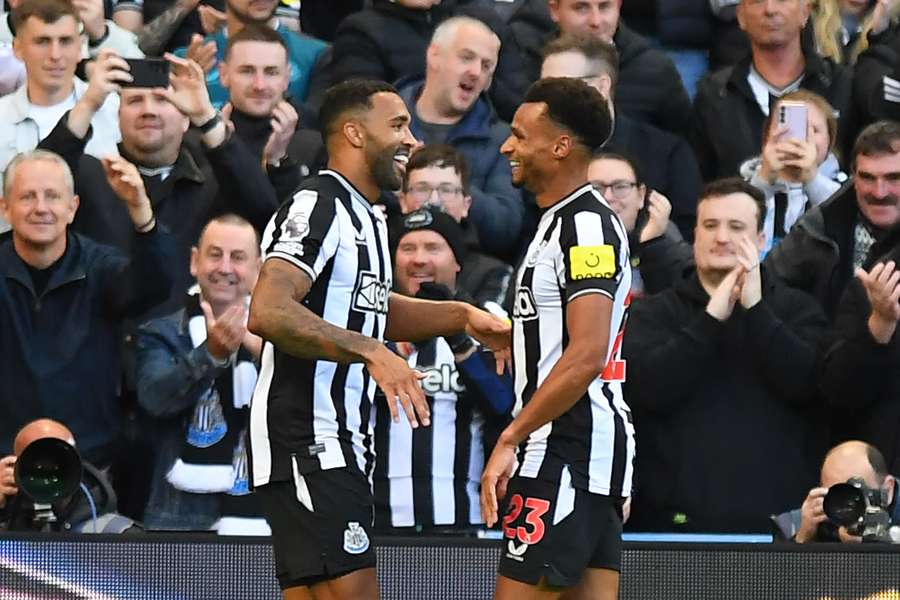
[122,58,170,89]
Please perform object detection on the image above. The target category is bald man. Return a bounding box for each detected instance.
[792,441,898,543]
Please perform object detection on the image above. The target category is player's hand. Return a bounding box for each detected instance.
[0,455,17,509]
[795,486,828,543]
[638,190,671,243]
[101,156,155,227]
[367,345,430,428]
[464,305,511,374]
[705,266,744,322]
[185,34,218,74]
[263,100,299,166]
[857,261,900,344]
[201,300,247,361]
[481,439,516,527]
[735,236,762,309]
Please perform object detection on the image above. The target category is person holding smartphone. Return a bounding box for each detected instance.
[740,89,848,255]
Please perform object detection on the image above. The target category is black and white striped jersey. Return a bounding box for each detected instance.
[511,184,635,497]
[250,170,391,487]
[372,338,484,529]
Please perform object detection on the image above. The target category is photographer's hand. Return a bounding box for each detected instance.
[0,455,17,509]
[796,486,828,543]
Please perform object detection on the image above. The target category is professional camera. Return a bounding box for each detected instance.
[823,477,893,542]
[11,437,84,529]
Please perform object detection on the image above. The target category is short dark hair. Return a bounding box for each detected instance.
[698,177,767,232]
[866,444,890,483]
[403,144,470,193]
[523,77,612,152]
[318,79,399,138]
[224,23,288,62]
[852,120,900,169]
[197,213,261,254]
[542,34,619,89]
[591,150,643,185]
[12,0,77,31]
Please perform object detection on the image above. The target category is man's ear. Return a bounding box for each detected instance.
[343,120,366,149]
[190,246,199,278]
[552,134,573,160]
[219,60,230,88]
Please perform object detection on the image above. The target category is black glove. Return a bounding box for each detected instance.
[415,283,474,355]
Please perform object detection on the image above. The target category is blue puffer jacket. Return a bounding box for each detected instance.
[396,76,524,258]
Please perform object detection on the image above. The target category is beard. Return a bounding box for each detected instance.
[230,0,277,24]
[369,143,403,191]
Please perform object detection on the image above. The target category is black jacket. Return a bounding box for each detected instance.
[502,1,692,136]
[852,25,900,128]
[0,229,174,464]
[330,0,523,123]
[623,271,828,533]
[622,0,715,50]
[822,242,900,474]
[690,53,855,181]
[39,115,281,317]
[606,113,702,240]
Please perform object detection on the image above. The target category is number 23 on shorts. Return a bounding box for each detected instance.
[502,494,551,545]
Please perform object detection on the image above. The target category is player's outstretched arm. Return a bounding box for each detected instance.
[384,293,511,354]
[481,293,612,526]
[249,259,430,427]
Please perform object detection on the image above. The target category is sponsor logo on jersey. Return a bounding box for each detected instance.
[505,539,529,561]
[419,363,465,394]
[353,271,390,314]
[569,244,616,280]
[512,287,538,321]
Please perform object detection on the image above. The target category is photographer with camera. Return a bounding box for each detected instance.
[781,441,899,543]
[0,419,137,533]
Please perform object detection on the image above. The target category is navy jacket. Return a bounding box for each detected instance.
[0,228,175,464]
[397,77,523,256]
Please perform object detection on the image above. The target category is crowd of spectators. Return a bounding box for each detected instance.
[2,0,900,543]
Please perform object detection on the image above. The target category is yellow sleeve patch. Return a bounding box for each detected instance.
[569,244,616,280]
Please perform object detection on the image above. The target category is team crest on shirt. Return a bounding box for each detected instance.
[569,245,616,280]
[525,241,547,267]
[343,522,370,554]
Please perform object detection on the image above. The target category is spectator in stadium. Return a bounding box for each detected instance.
[0,0,122,196]
[501,0,692,136]
[330,0,523,123]
[740,90,847,255]
[0,419,139,532]
[176,0,328,111]
[135,0,225,56]
[774,441,899,542]
[821,253,900,475]
[1,0,143,60]
[540,34,702,239]
[852,3,900,127]
[398,145,513,308]
[135,214,268,534]
[373,207,514,532]
[395,15,522,257]
[587,152,682,298]
[0,148,174,469]
[811,0,899,66]
[623,177,828,533]
[218,24,305,200]
[690,0,855,181]
[0,39,24,95]
[37,52,281,315]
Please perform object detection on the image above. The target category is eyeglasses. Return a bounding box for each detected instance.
[406,183,465,202]
[590,180,638,200]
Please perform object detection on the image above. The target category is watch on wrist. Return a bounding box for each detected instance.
[196,112,221,133]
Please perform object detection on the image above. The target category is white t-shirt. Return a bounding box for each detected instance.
[27,92,76,140]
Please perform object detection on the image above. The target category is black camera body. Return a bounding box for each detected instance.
[823,477,892,542]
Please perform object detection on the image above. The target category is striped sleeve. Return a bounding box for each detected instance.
[261,189,340,282]
[558,208,625,301]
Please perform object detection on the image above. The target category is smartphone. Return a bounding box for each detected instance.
[777,101,808,141]
[122,58,170,89]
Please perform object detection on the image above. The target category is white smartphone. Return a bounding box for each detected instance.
[777,101,808,141]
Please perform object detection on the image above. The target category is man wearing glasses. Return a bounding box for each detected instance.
[398,144,513,308]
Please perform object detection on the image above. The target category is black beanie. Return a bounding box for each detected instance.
[389,207,467,265]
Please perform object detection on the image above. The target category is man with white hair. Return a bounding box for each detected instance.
[394,15,523,258]
[0,148,175,470]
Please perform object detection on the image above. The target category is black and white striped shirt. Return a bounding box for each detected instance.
[511,184,635,497]
[250,170,391,486]
[372,338,484,529]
